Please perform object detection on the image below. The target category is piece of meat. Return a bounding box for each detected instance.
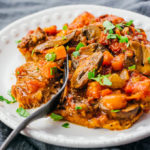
[11,61,62,109]
[82,25,101,41]
[129,41,150,75]
[100,101,141,120]
[71,43,106,69]
[71,51,103,89]
[34,31,76,52]
[18,27,47,49]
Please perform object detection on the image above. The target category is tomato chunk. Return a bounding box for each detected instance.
[44,25,57,35]
[102,51,114,66]
[69,12,95,30]
[40,61,58,78]
[111,54,124,71]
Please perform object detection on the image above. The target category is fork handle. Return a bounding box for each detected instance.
[0,117,32,150]
[0,111,42,150]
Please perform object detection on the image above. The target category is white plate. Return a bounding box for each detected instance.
[0,4,150,148]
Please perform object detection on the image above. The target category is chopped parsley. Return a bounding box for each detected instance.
[104,29,107,34]
[103,20,115,30]
[76,42,85,51]
[0,96,12,104]
[16,107,30,117]
[111,109,120,113]
[107,34,117,39]
[63,25,68,30]
[8,90,16,103]
[62,35,67,40]
[125,20,133,26]
[136,29,141,33]
[72,51,80,58]
[75,106,82,110]
[115,23,123,30]
[50,113,63,121]
[17,71,20,75]
[45,52,56,61]
[36,67,39,71]
[31,49,35,56]
[16,40,21,44]
[117,35,128,43]
[88,69,95,79]
[128,65,136,70]
[109,29,114,34]
[122,50,126,53]
[148,57,150,64]
[66,45,69,51]
[62,122,69,128]
[103,76,112,86]
[89,73,112,86]
[50,67,57,75]
[126,42,130,47]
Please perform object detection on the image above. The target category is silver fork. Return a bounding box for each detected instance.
[0,55,69,150]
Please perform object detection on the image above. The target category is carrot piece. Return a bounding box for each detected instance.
[40,61,58,78]
[101,89,112,97]
[102,51,114,66]
[46,46,67,60]
[111,53,124,71]
[44,25,57,35]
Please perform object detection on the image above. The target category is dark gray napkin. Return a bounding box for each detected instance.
[0,0,150,149]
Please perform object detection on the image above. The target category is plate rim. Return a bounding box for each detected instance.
[0,4,150,148]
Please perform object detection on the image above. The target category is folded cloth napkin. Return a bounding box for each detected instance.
[0,0,150,149]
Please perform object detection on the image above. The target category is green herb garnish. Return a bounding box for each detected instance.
[118,35,128,43]
[62,35,67,40]
[128,65,136,70]
[115,23,123,30]
[66,45,69,51]
[45,52,56,61]
[16,40,21,44]
[17,71,20,75]
[50,67,57,75]
[63,25,68,30]
[16,107,30,117]
[88,69,95,79]
[103,21,115,30]
[36,67,39,71]
[8,90,16,103]
[62,122,69,128]
[103,76,112,86]
[89,74,112,86]
[111,109,120,112]
[107,34,117,39]
[76,42,85,51]
[75,106,82,110]
[136,29,141,33]
[109,29,114,34]
[148,57,150,64]
[73,51,80,58]
[125,20,133,26]
[31,49,35,56]
[50,113,63,121]
[0,96,11,104]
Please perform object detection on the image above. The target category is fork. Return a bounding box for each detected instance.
[0,54,69,150]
